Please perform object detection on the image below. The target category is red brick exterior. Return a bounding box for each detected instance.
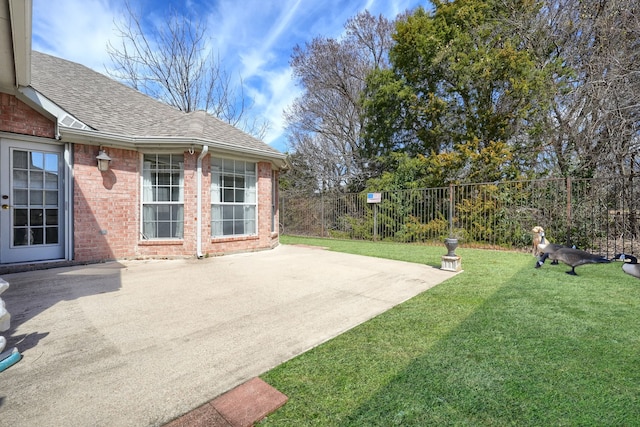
[73,145,140,261]
[0,93,280,265]
[73,144,280,262]
[0,93,55,138]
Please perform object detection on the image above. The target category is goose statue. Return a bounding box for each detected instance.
[548,247,610,276]
[535,232,566,268]
[613,253,640,279]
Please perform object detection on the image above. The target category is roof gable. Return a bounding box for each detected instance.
[30,51,282,158]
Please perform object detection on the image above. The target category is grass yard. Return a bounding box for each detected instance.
[259,236,640,426]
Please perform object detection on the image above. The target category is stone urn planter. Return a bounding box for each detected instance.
[444,238,459,257]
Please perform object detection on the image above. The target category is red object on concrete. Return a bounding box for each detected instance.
[165,377,288,427]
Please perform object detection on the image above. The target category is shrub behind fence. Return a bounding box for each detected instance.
[280,177,640,256]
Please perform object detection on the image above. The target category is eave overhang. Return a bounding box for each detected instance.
[9,0,31,87]
[58,126,289,170]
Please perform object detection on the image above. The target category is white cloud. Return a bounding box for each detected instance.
[259,0,303,53]
[254,67,302,147]
[30,0,425,150]
[32,0,121,73]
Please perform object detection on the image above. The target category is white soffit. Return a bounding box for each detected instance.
[19,86,91,130]
[9,0,31,87]
[0,0,16,89]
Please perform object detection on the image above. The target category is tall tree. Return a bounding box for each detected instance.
[285,10,394,192]
[363,0,557,184]
[534,0,640,178]
[106,1,268,138]
[278,151,320,195]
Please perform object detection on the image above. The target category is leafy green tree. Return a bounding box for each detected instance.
[362,0,556,185]
[365,152,431,191]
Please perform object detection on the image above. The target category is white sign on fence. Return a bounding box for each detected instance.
[367,192,382,203]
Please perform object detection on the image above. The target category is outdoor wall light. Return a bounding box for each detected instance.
[96,149,112,172]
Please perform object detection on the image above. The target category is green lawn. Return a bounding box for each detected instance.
[260,236,640,426]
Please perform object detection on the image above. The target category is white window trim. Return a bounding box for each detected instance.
[139,153,185,240]
[210,158,258,238]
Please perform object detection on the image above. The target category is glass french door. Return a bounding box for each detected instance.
[0,140,65,264]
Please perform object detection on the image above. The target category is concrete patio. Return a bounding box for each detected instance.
[0,244,457,426]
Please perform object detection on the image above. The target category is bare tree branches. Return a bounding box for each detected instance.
[532,0,640,177]
[106,1,269,139]
[285,10,394,192]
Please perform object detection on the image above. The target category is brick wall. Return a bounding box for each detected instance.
[73,145,139,262]
[73,148,279,262]
[0,93,55,138]
[0,93,281,264]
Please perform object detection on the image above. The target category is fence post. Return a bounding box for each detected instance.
[566,177,572,246]
[321,192,325,237]
[374,203,378,241]
[449,183,454,237]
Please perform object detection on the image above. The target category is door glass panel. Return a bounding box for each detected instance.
[13,170,27,187]
[30,171,44,189]
[14,229,29,246]
[46,227,59,244]
[29,190,43,206]
[45,191,57,205]
[11,149,61,247]
[30,190,43,205]
[45,173,58,189]
[30,209,44,226]
[32,228,44,245]
[14,209,28,226]
[30,152,44,169]
[46,209,58,225]
[13,189,27,205]
[13,150,28,168]
[44,153,58,172]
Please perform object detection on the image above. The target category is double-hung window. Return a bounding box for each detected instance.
[142,154,184,239]
[211,158,256,237]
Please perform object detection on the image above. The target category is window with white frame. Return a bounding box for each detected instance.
[142,154,184,239]
[211,158,256,237]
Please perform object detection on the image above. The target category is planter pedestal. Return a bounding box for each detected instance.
[441,255,462,272]
[441,238,462,271]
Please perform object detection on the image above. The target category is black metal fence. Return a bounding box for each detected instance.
[280,177,640,256]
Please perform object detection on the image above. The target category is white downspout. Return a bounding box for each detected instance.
[196,145,208,258]
[64,143,73,261]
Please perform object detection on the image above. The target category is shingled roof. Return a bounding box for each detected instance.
[29,51,283,159]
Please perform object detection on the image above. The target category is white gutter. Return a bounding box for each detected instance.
[64,143,73,261]
[196,145,209,258]
[57,126,288,167]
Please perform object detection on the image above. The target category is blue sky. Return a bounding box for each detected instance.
[32,0,427,152]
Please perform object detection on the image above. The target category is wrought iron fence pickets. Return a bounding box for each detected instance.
[280,177,639,256]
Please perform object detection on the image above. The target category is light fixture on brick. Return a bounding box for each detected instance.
[96,149,111,172]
